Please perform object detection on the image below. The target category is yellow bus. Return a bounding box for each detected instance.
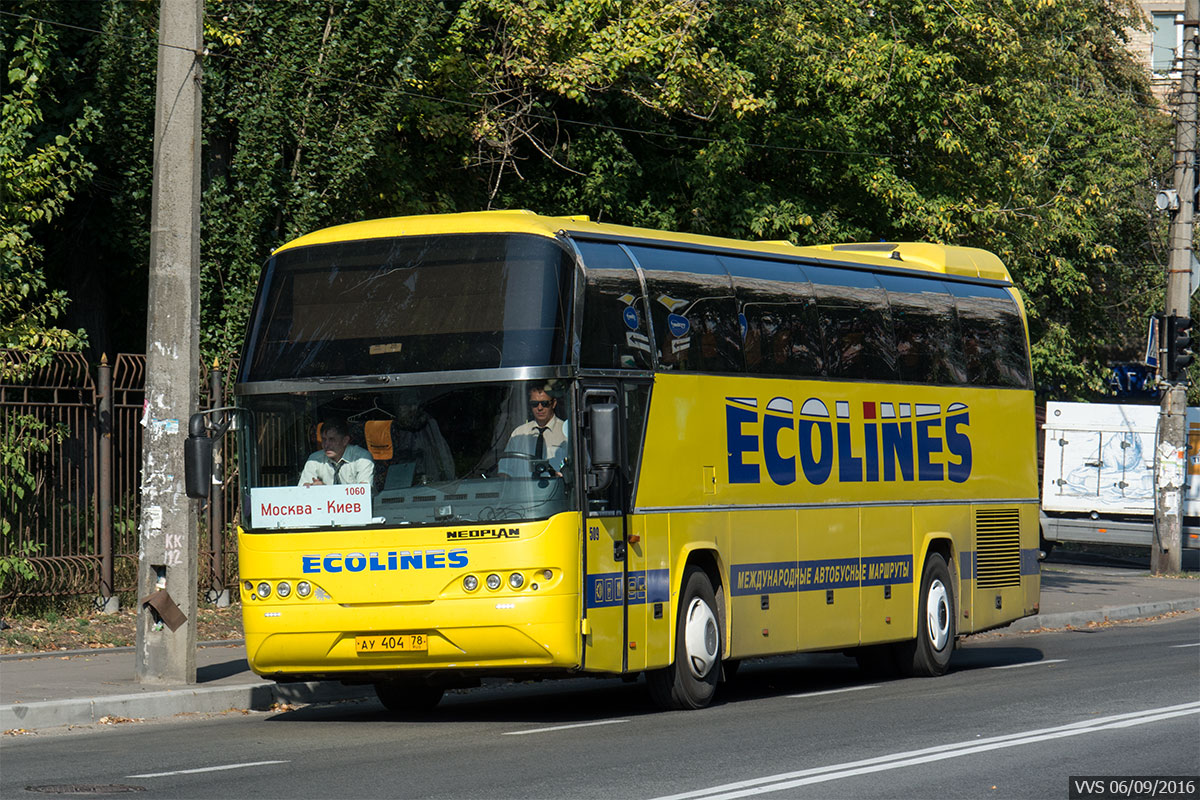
[186,210,1040,711]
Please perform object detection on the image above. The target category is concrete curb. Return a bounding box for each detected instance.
[1,681,375,732]
[1007,598,1200,632]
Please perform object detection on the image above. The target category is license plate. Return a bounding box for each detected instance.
[354,633,428,653]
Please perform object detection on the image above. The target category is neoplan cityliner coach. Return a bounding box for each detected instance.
[186,210,1040,712]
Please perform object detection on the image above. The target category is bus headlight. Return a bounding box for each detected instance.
[463,575,479,592]
[296,581,312,598]
[244,581,254,595]
[256,582,272,599]
[276,581,291,598]
[485,573,502,590]
[509,572,524,590]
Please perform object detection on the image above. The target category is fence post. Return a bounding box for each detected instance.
[207,360,229,607]
[97,355,118,612]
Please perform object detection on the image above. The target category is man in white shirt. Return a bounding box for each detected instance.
[299,419,375,487]
[503,384,568,474]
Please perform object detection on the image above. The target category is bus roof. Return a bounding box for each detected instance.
[273,209,1013,283]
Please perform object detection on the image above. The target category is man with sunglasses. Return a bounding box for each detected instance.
[502,383,568,475]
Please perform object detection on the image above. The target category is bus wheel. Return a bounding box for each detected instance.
[648,566,721,710]
[374,680,444,714]
[897,553,955,677]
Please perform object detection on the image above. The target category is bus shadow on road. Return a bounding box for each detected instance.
[261,646,1051,726]
[946,645,1050,671]
[264,675,662,726]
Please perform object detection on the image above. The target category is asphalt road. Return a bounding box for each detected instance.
[3,613,1197,800]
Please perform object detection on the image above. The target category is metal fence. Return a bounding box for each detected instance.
[0,350,238,603]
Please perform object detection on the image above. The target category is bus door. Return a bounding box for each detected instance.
[580,383,645,674]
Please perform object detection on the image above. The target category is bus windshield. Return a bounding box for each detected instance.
[241,234,573,382]
[237,381,575,530]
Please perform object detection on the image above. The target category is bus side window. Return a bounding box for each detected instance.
[947,283,1032,388]
[722,256,822,378]
[575,241,653,370]
[803,264,898,382]
[876,274,966,385]
[627,247,743,374]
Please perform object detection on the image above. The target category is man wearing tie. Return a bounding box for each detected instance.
[300,418,375,487]
[504,383,568,473]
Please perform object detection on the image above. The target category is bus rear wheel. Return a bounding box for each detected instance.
[648,566,722,710]
[374,680,444,715]
[897,552,955,677]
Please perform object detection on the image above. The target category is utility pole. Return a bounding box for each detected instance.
[1155,0,1199,577]
[136,0,203,683]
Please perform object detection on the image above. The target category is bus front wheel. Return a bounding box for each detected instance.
[374,680,444,715]
[648,566,722,710]
[897,552,955,677]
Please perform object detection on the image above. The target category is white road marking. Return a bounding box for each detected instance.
[503,719,629,736]
[128,760,289,778]
[989,658,1067,670]
[1169,642,1200,648]
[647,702,1200,800]
[786,685,880,698]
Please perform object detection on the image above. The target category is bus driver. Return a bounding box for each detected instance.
[300,418,375,487]
[502,383,568,474]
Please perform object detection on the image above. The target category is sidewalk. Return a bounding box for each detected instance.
[2,556,1197,733]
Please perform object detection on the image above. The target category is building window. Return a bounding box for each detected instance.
[1154,12,1183,74]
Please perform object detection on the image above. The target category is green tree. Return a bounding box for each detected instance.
[453,0,1169,397]
[14,0,1176,401]
[0,11,94,587]
[1,13,93,372]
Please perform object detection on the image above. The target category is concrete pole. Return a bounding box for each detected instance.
[1154,0,1199,577]
[136,0,203,683]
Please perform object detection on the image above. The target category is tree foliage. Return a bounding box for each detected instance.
[1,12,92,378]
[9,0,1175,399]
[0,9,94,582]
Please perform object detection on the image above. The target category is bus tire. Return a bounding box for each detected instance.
[374,680,444,714]
[897,553,955,677]
[647,566,722,710]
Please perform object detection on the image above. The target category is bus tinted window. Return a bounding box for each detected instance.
[575,241,653,370]
[722,256,822,377]
[627,247,743,373]
[241,235,572,382]
[804,264,898,381]
[948,283,1032,388]
[876,274,966,385]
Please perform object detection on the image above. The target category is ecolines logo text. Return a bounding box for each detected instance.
[726,397,971,485]
[301,549,468,574]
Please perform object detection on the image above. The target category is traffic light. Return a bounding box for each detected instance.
[1166,315,1194,382]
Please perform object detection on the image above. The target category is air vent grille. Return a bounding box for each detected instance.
[975,508,1021,588]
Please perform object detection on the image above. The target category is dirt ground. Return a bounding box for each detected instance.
[0,604,243,655]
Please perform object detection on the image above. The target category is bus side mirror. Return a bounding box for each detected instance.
[587,402,618,492]
[185,412,213,499]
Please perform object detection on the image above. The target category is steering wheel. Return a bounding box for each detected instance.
[497,451,557,478]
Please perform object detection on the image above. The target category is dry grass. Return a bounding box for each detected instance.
[0,604,243,654]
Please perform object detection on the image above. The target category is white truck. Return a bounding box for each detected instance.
[1040,401,1200,551]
